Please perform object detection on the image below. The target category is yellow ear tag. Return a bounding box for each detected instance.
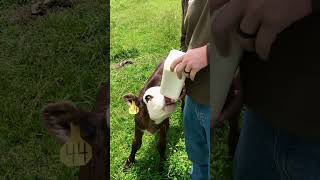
[60,122,92,167]
[129,101,139,115]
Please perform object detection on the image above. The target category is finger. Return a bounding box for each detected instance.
[255,24,277,60]
[237,10,262,51]
[212,0,243,56]
[240,4,262,35]
[184,72,190,79]
[185,63,192,73]
[183,64,190,78]
[236,34,255,52]
[170,56,183,72]
[175,61,188,79]
[189,69,198,81]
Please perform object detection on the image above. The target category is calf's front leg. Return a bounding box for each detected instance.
[123,125,143,171]
[157,120,169,173]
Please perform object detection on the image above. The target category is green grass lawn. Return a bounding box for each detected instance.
[110,0,192,179]
[0,0,108,179]
[212,125,235,180]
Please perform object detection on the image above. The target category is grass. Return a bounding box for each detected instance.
[212,125,235,180]
[213,115,245,180]
[0,0,108,179]
[110,0,192,179]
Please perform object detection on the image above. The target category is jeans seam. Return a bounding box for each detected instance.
[195,104,203,127]
[274,129,283,180]
[283,149,291,180]
[274,129,291,180]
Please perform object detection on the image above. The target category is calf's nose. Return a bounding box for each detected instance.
[164,96,174,104]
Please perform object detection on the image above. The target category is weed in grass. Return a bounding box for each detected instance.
[110,48,139,63]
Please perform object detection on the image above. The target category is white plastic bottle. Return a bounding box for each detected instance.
[160,49,186,100]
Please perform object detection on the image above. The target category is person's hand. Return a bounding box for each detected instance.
[211,0,313,60]
[170,45,208,81]
[217,72,243,123]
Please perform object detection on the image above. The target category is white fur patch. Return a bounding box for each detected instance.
[143,86,176,124]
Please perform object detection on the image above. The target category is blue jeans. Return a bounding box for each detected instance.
[183,96,211,180]
[234,109,320,180]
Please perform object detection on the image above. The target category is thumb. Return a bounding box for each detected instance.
[255,24,277,60]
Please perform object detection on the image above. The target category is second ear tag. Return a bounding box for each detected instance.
[129,101,139,114]
[60,122,92,167]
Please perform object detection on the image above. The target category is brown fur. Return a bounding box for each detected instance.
[42,82,109,180]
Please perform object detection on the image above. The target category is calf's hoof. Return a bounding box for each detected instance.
[158,166,164,173]
[157,163,165,173]
[123,159,135,172]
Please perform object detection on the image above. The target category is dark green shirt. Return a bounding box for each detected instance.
[183,0,210,105]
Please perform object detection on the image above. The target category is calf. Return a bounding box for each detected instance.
[123,61,185,172]
[42,82,109,180]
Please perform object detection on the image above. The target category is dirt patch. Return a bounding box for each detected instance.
[111,60,134,70]
[31,0,74,15]
[7,0,78,25]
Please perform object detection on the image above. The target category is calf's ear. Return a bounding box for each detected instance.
[123,93,138,106]
[42,101,79,143]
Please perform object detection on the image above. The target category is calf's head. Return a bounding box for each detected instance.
[124,86,177,123]
[42,101,104,144]
[42,101,107,179]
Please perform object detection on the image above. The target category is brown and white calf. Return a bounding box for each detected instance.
[42,82,109,180]
[123,61,185,172]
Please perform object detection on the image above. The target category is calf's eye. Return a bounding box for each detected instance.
[145,95,153,102]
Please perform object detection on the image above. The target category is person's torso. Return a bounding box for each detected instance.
[183,0,210,105]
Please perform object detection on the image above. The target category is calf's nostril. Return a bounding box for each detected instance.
[164,96,175,104]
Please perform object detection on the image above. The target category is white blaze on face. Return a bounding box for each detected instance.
[143,86,176,124]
